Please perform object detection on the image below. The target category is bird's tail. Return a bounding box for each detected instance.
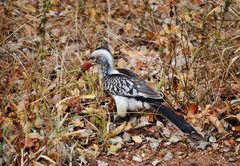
[151,103,196,134]
[134,97,196,134]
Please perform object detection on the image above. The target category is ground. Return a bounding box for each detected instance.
[0,0,239,165]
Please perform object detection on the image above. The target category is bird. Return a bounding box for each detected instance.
[78,47,197,134]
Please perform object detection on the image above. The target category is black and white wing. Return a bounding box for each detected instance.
[103,68,164,100]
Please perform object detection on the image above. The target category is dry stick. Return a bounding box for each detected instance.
[69,141,78,166]
[209,157,225,166]
[216,132,233,142]
[209,6,226,51]
[0,24,25,46]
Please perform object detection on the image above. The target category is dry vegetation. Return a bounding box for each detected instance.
[0,0,240,165]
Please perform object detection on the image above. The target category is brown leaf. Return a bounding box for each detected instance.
[23,121,32,134]
[125,23,132,31]
[106,122,127,138]
[123,122,132,131]
[228,139,236,146]
[132,136,142,144]
[164,51,173,64]
[13,121,22,131]
[73,119,84,128]
[208,112,227,134]
[107,143,122,155]
[235,126,240,131]
[15,0,36,13]
[20,138,38,148]
[51,0,61,5]
[17,99,28,112]
[146,33,157,40]
[186,103,199,117]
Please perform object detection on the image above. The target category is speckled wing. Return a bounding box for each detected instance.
[103,69,164,99]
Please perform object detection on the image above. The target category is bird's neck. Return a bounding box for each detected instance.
[100,61,114,78]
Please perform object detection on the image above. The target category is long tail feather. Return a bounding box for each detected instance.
[151,103,196,134]
[134,97,196,134]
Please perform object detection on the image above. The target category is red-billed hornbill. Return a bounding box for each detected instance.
[78,47,197,134]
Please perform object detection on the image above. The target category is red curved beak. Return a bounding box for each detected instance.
[77,60,94,80]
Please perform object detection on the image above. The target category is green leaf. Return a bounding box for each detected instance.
[159,46,163,56]
[92,75,98,81]
[156,78,164,92]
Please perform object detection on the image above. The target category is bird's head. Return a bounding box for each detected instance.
[77,47,114,80]
[86,47,114,67]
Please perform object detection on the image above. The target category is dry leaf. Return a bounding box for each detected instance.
[146,33,157,40]
[90,9,96,20]
[235,126,240,131]
[107,121,127,138]
[129,50,141,57]
[28,132,44,140]
[15,0,36,13]
[19,112,28,124]
[208,113,227,134]
[125,23,132,31]
[107,143,122,155]
[23,121,32,134]
[56,102,68,114]
[132,136,142,144]
[228,139,236,146]
[43,83,56,95]
[20,138,38,148]
[34,117,42,128]
[159,24,180,35]
[123,122,132,131]
[186,103,199,118]
[51,0,61,5]
[17,99,28,112]
[73,119,84,128]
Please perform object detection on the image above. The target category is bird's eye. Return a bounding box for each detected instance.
[91,56,96,61]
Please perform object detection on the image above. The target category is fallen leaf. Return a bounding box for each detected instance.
[235,126,240,131]
[159,24,180,35]
[208,112,227,134]
[133,155,143,162]
[90,9,96,20]
[51,0,61,5]
[132,136,142,144]
[23,121,32,134]
[107,143,122,155]
[15,0,37,13]
[229,139,236,146]
[107,122,127,138]
[146,33,157,40]
[186,103,199,117]
[73,119,84,128]
[17,99,28,112]
[123,122,132,131]
[28,132,44,140]
[107,136,123,145]
[20,137,38,148]
[128,50,140,57]
[125,23,132,31]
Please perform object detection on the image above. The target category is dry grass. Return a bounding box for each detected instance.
[0,0,239,165]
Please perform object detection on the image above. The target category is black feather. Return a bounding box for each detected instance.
[153,104,196,134]
[95,47,111,53]
[127,96,196,134]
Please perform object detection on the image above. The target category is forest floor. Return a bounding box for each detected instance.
[0,0,240,165]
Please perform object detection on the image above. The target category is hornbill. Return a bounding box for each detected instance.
[78,47,198,135]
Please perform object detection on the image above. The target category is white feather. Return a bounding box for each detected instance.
[113,95,128,117]
[113,95,150,117]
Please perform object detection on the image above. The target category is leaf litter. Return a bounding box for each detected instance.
[0,0,240,165]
